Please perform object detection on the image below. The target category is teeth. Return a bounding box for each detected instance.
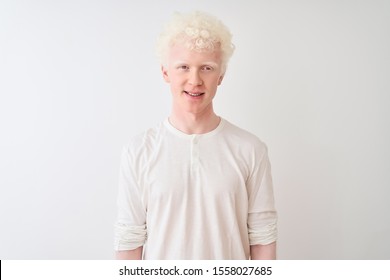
[185,91,203,97]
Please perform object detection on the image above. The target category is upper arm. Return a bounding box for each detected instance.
[247,144,278,246]
[115,146,147,251]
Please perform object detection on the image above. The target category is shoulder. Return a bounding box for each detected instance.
[221,119,268,155]
[122,121,166,158]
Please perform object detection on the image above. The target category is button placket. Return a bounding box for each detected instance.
[191,135,200,169]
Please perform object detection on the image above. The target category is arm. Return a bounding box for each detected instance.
[247,144,277,260]
[114,146,147,259]
[250,242,276,260]
[116,246,143,260]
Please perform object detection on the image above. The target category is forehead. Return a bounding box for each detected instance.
[167,44,222,65]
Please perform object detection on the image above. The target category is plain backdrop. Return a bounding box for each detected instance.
[1,0,389,259]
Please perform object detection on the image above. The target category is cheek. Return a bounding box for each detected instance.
[172,80,184,89]
[169,79,185,92]
[208,77,222,88]
[208,73,223,84]
[169,75,185,85]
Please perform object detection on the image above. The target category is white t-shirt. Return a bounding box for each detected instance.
[115,118,277,259]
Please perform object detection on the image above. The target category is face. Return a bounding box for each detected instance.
[162,44,224,116]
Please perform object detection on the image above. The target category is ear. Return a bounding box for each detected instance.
[218,74,224,86]
[161,65,170,83]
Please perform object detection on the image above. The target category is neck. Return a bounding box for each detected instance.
[169,108,220,135]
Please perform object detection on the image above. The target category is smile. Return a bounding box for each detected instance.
[184,91,205,97]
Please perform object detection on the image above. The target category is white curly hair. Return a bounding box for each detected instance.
[156,11,235,72]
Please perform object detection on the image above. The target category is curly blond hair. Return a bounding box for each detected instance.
[156,11,235,72]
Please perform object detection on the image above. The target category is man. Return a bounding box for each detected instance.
[115,11,277,260]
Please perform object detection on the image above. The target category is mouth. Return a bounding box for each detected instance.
[184,91,205,97]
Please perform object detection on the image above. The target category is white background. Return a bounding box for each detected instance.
[0,0,389,259]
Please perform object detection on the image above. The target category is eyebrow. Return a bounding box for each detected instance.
[172,61,220,68]
[172,61,187,67]
[202,62,219,68]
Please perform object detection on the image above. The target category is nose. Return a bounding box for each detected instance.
[188,70,203,86]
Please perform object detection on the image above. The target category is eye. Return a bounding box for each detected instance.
[201,65,213,71]
[177,65,189,71]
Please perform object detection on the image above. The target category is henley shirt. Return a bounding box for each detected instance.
[115,118,277,259]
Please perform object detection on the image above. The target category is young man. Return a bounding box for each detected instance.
[115,11,277,260]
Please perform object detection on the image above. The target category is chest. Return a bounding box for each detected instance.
[142,137,250,204]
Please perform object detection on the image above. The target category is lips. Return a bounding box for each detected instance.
[184,91,205,97]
